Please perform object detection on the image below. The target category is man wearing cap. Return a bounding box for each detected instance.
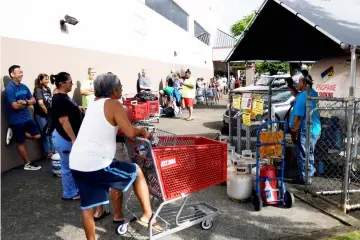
[290,71,321,184]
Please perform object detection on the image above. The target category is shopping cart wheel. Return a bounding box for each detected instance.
[157,118,160,123]
[252,194,263,211]
[284,191,295,208]
[116,223,128,235]
[201,220,213,230]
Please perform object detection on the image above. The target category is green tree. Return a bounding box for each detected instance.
[231,12,255,37]
[256,62,290,75]
[231,12,290,75]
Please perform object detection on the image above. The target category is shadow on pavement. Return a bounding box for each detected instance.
[1,159,344,240]
[202,121,223,131]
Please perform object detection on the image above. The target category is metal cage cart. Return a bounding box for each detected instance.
[253,120,295,211]
[117,130,227,239]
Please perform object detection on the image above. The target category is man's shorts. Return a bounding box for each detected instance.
[183,98,194,108]
[71,160,139,210]
[11,120,40,143]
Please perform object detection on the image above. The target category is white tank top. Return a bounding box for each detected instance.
[69,98,118,172]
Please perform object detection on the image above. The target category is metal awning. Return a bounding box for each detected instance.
[213,29,237,48]
[226,0,360,62]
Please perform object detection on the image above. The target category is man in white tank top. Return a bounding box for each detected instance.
[69,73,160,239]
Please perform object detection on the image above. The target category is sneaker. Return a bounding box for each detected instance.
[6,128,13,146]
[24,162,42,171]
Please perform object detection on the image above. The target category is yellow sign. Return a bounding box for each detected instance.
[232,96,241,110]
[242,113,251,126]
[253,99,264,115]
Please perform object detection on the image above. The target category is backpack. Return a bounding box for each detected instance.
[162,107,175,117]
[172,88,181,107]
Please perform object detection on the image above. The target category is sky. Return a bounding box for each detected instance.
[211,0,264,33]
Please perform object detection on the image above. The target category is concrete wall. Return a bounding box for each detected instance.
[0,0,229,171]
[213,48,233,62]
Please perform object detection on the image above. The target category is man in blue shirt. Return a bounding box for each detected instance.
[138,69,152,92]
[290,72,321,184]
[4,65,41,170]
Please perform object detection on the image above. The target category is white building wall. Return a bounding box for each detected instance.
[0,0,228,70]
[213,48,233,62]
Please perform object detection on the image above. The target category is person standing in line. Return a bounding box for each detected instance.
[81,67,96,108]
[34,73,55,159]
[51,72,84,200]
[166,69,175,86]
[4,65,41,170]
[290,71,321,185]
[181,69,196,121]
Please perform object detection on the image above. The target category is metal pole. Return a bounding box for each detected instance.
[227,62,233,145]
[305,85,311,189]
[342,45,357,212]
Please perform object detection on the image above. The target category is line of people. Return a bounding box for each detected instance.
[4,66,164,239]
[4,66,98,171]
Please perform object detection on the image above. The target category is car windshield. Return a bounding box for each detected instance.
[255,76,275,86]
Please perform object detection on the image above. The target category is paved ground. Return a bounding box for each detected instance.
[1,101,347,240]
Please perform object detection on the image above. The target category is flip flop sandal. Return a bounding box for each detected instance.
[94,209,111,222]
[186,118,194,121]
[62,194,80,201]
[136,217,163,233]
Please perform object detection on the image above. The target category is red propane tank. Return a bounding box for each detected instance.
[260,164,278,204]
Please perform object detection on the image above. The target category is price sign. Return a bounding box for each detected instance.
[241,93,252,110]
[242,113,251,126]
[232,96,242,110]
[253,99,264,115]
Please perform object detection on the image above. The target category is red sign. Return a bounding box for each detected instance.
[316,84,336,91]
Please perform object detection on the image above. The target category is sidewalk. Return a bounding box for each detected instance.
[0,102,352,240]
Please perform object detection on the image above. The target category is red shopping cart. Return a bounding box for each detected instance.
[116,130,227,239]
[123,99,149,123]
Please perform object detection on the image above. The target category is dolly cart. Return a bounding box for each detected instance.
[253,120,295,211]
[116,130,227,239]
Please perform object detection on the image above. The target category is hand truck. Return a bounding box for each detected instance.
[253,120,295,211]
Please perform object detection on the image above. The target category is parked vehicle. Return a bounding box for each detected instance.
[232,74,290,93]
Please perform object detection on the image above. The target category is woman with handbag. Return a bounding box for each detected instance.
[33,73,55,158]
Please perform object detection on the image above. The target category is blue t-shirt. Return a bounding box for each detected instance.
[291,88,321,136]
[4,81,33,125]
[139,76,151,88]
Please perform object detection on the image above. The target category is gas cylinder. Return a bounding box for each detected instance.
[227,165,252,201]
[260,164,278,204]
[51,153,61,177]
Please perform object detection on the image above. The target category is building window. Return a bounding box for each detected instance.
[145,0,189,31]
[194,21,210,45]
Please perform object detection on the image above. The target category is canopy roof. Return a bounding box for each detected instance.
[227,0,360,62]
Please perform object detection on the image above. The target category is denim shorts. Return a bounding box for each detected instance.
[71,160,138,210]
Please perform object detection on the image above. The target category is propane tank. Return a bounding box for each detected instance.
[227,171,252,201]
[51,153,61,177]
[260,164,278,204]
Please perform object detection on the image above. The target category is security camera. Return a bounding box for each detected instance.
[60,15,79,26]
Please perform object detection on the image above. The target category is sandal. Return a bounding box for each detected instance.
[94,209,111,222]
[136,216,163,233]
[62,194,80,201]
